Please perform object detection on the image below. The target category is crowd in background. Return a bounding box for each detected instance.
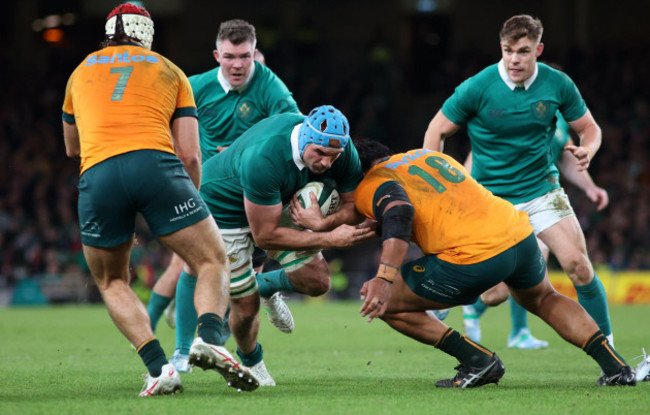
[1,36,649,304]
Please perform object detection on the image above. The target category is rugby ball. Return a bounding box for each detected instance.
[278,180,341,230]
[296,181,341,217]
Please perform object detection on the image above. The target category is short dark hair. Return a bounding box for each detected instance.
[354,138,394,173]
[216,19,256,49]
[500,15,543,44]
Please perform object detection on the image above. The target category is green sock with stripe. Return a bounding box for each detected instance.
[137,338,167,377]
[197,313,225,346]
[435,328,493,367]
[582,331,627,375]
[256,269,294,298]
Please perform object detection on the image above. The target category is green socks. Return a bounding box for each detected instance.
[435,328,493,367]
[575,274,612,337]
[137,338,167,377]
[256,269,294,298]
[583,331,627,375]
[175,270,197,354]
[237,343,264,367]
[147,292,172,331]
[465,297,488,318]
[509,297,529,336]
[197,313,226,346]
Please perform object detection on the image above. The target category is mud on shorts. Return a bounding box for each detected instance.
[400,233,546,305]
[77,150,209,247]
[514,188,576,235]
[219,226,321,299]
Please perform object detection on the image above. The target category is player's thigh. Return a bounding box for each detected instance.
[132,151,212,240]
[502,233,547,290]
[508,275,558,313]
[537,215,591,272]
[515,188,575,236]
[387,274,454,313]
[536,237,550,261]
[161,216,226,271]
[399,254,507,307]
[77,158,138,248]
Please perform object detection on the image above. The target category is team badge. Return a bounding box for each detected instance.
[531,100,550,120]
[81,221,101,237]
[237,101,254,120]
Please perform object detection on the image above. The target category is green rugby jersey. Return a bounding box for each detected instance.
[442,62,587,204]
[200,113,363,229]
[189,61,300,161]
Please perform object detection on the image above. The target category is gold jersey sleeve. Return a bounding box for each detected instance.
[62,45,197,174]
[354,149,533,265]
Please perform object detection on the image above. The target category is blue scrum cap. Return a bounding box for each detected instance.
[298,105,350,156]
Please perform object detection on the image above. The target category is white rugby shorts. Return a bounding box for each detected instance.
[514,188,576,235]
[219,227,320,298]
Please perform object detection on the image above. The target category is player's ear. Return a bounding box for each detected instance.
[536,42,544,57]
[213,49,220,63]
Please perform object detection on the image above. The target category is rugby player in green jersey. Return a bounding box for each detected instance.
[145,19,301,378]
[177,106,374,385]
[424,15,616,360]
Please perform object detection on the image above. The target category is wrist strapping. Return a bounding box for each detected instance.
[377,262,399,282]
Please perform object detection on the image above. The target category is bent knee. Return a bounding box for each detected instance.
[562,258,593,285]
[481,292,507,307]
[230,296,260,320]
[291,260,330,296]
[480,283,509,306]
[301,273,330,296]
[515,285,560,314]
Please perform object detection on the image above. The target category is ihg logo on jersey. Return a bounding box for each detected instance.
[171,198,203,222]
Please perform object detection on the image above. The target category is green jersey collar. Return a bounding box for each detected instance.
[498,59,538,91]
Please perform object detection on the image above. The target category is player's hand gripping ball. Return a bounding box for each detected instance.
[295,181,341,217]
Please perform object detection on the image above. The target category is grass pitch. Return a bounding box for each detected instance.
[1,301,648,415]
